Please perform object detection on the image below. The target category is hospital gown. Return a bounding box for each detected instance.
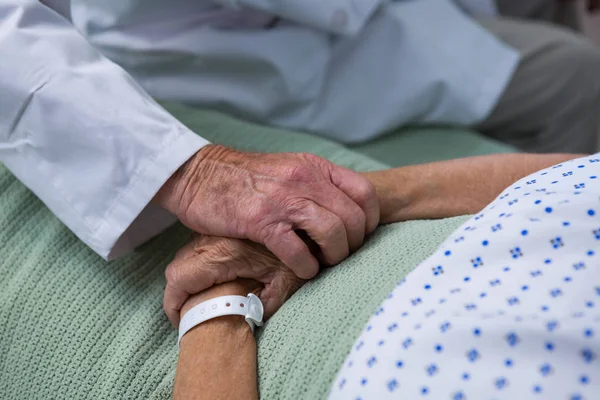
[330,154,600,400]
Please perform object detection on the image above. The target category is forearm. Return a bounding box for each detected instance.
[363,153,584,223]
[174,280,260,400]
[175,317,258,400]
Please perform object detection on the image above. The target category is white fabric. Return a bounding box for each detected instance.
[455,0,498,17]
[233,0,384,35]
[0,0,209,259]
[0,0,517,259]
[330,154,600,399]
[71,0,519,143]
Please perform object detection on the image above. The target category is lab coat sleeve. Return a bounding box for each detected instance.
[0,1,210,260]
[227,0,384,35]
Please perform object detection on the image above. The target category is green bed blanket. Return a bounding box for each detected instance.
[0,103,513,399]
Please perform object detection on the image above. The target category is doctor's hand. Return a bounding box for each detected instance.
[155,145,379,280]
[164,234,305,327]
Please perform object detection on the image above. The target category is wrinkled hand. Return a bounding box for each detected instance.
[156,145,379,280]
[164,234,305,327]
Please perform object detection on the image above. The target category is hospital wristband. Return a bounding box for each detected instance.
[177,294,264,346]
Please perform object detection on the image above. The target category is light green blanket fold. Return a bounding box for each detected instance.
[1,104,508,400]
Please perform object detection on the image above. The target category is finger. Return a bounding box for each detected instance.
[295,229,321,257]
[292,202,350,266]
[163,256,223,328]
[316,187,366,252]
[164,282,188,328]
[260,274,305,318]
[262,224,319,280]
[330,166,380,234]
[309,184,366,252]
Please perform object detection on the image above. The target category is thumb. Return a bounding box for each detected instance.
[164,252,239,328]
[259,272,306,318]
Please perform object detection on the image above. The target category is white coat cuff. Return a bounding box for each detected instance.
[97,129,209,260]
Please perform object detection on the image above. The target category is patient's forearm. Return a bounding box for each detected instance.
[175,317,257,400]
[174,281,259,400]
[363,153,583,223]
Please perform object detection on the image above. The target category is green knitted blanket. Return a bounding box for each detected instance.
[1,104,487,399]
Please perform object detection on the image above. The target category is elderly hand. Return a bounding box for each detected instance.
[155,145,379,280]
[164,234,305,327]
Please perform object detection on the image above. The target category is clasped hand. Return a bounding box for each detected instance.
[155,145,379,326]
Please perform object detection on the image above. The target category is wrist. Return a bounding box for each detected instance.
[153,144,225,216]
[179,280,262,348]
[174,305,258,400]
[361,168,424,223]
[179,314,253,348]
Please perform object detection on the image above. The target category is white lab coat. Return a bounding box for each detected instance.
[0,0,518,260]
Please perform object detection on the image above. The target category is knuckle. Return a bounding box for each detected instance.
[164,262,180,285]
[286,164,313,182]
[246,199,283,239]
[258,222,281,245]
[282,197,311,217]
[202,240,236,264]
[355,179,377,204]
[300,152,326,166]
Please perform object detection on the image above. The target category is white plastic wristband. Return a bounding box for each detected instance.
[177,293,264,346]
